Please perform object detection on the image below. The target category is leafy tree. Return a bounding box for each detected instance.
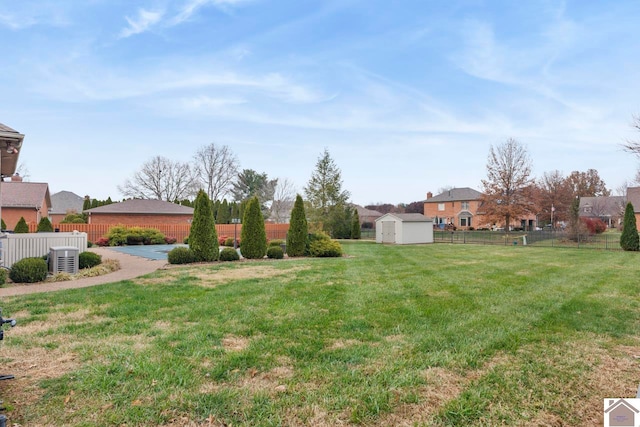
[189,190,219,261]
[304,148,351,235]
[232,170,276,203]
[351,208,361,239]
[326,204,353,239]
[218,199,231,224]
[404,201,424,214]
[193,143,239,201]
[37,217,53,232]
[534,170,573,227]
[83,196,91,211]
[565,169,610,197]
[620,202,639,251]
[286,195,308,257]
[14,217,29,233]
[240,197,267,259]
[479,138,534,230]
[119,155,197,201]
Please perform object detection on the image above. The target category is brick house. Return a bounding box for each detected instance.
[84,198,194,225]
[625,187,640,231]
[50,191,86,223]
[424,188,483,230]
[578,196,625,228]
[0,180,51,230]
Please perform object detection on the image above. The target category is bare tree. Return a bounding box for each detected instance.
[480,138,534,229]
[193,143,239,201]
[535,170,573,226]
[118,156,197,201]
[269,178,297,223]
[622,114,640,155]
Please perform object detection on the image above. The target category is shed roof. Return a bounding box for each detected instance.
[85,198,194,215]
[426,187,482,202]
[376,213,432,222]
[50,191,85,215]
[1,181,51,208]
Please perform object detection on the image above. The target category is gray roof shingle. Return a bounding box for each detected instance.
[0,123,19,133]
[1,182,51,208]
[377,213,432,222]
[425,187,482,202]
[50,191,85,215]
[627,187,640,213]
[85,199,194,215]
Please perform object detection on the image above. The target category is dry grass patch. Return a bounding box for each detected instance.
[221,335,250,352]
[138,265,310,288]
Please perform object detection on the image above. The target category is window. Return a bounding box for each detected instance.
[438,203,445,211]
[461,201,470,210]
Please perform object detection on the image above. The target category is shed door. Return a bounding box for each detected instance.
[382,221,395,243]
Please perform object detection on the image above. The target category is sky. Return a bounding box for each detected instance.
[1,0,640,206]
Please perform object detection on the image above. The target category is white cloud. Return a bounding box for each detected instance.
[171,0,250,25]
[120,8,165,38]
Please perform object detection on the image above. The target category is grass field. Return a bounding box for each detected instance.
[1,241,639,426]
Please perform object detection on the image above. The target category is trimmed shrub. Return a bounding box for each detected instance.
[0,269,6,285]
[96,237,110,247]
[286,195,308,257]
[240,197,267,259]
[60,213,87,224]
[266,246,284,259]
[125,227,166,245]
[621,202,639,251]
[183,236,189,244]
[581,217,607,234]
[106,225,128,246]
[79,252,102,269]
[37,217,54,232]
[351,208,361,239]
[168,247,196,264]
[189,190,219,262]
[268,239,285,247]
[164,236,177,244]
[1,218,6,230]
[309,238,343,257]
[219,247,240,261]
[9,257,48,283]
[14,217,29,233]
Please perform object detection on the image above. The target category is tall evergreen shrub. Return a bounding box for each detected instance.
[37,217,54,232]
[240,197,267,259]
[287,194,308,257]
[189,190,219,261]
[351,208,361,239]
[14,217,29,233]
[1,218,6,230]
[620,202,639,251]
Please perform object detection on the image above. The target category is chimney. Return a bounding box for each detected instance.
[426,192,433,199]
[11,173,22,182]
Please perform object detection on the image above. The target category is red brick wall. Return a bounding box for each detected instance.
[2,207,46,230]
[87,213,193,225]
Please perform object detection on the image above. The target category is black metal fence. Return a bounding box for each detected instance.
[434,230,622,251]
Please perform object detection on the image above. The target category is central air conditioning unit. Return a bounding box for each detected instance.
[49,246,79,274]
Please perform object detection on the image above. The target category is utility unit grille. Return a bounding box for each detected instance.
[49,246,79,274]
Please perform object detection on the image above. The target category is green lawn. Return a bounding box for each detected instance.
[1,242,639,426]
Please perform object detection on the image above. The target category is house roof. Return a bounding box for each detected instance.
[425,187,482,203]
[352,204,383,218]
[50,191,85,215]
[627,187,640,213]
[376,213,432,222]
[0,181,51,208]
[85,198,194,215]
[579,196,625,217]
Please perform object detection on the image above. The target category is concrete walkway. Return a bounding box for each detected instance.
[0,247,167,297]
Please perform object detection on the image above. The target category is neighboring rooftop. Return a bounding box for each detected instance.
[425,187,482,202]
[626,187,640,213]
[51,191,85,215]
[1,181,51,208]
[579,196,625,217]
[84,198,194,215]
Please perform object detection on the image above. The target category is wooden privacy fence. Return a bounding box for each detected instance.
[26,223,289,244]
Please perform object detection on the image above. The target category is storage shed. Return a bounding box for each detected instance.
[375,213,434,244]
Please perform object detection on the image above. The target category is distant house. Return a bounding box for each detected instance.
[375,213,434,244]
[423,188,483,230]
[50,191,86,223]
[579,196,624,228]
[84,199,194,225]
[0,180,51,229]
[352,204,383,225]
